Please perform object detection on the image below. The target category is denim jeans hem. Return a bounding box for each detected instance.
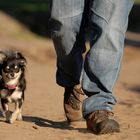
[83,106,112,119]
[56,79,80,88]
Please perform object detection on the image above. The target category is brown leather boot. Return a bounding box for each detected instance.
[86,110,120,134]
[64,85,85,123]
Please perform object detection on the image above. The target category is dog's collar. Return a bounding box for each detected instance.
[4,84,17,90]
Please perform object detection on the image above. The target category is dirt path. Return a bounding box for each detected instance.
[0,12,140,140]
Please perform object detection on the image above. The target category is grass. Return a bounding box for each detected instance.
[0,0,50,12]
[135,0,140,4]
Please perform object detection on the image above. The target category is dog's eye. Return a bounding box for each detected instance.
[14,65,18,69]
[14,65,20,72]
[5,66,10,72]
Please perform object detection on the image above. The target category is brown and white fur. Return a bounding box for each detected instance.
[0,50,26,123]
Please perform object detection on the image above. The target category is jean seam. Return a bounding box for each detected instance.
[90,0,114,24]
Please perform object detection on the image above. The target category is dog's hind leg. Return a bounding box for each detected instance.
[8,99,23,123]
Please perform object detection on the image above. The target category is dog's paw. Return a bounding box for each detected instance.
[5,111,12,123]
[6,119,13,124]
[6,112,17,124]
[8,118,15,124]
[16,113,23,121]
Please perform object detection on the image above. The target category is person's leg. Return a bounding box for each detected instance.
[49,0,86,122]
[50,0,86,87]
[82,0,134,134]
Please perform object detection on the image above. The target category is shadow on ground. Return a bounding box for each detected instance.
[125,39,140,47]
[121,82,140,94]
[23,115,90,134]
[0,113,90,134]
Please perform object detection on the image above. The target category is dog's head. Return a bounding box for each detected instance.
[0,51,26,84]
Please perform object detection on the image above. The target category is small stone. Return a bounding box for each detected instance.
[32,126,38,130]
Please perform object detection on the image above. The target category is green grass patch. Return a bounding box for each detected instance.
[135,0,140,4]
[0,0,50,12]
[0,4,49,12]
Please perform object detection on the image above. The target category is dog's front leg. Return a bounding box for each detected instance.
[8,99,23,123]
[1,98,11,121]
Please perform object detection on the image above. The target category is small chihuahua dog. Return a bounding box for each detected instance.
[0,50,26,123]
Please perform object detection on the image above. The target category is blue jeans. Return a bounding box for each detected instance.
[49,0,134,118]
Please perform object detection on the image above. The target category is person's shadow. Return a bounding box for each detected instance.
[0,111,91,134]
[0,110,88,133]
[22,115,89,134]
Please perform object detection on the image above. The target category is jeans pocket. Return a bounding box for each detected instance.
[90,0,114,23]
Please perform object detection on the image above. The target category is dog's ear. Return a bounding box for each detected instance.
[0,51,6,64]
[16,52,27,66]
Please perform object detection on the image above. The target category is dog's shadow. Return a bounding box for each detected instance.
[23,115,89,133]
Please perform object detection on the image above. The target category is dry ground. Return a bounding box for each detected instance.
[0,11,140,140]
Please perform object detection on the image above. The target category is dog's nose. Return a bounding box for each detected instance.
[10,73,14,77]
